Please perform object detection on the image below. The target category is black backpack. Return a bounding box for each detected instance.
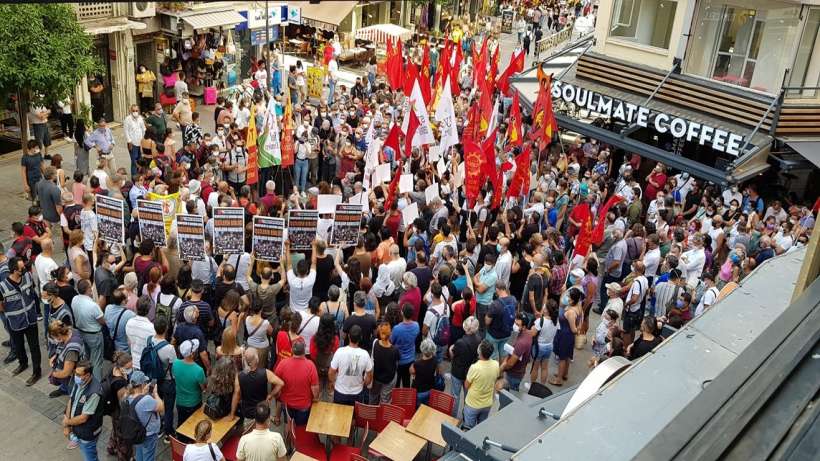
[99,374,124,416]
[119,395,151,445]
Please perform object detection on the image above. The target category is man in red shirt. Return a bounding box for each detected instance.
[274,341,319,426]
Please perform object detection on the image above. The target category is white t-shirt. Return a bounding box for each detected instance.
[643,248,661,278]
[34,255,58,290]
[224,253,251,290]
[423,302,449,341]
[125,315,156,370]
[298,313,320,351]
[287,269,317,312]
[254,69,268,89]
[533,316,559,345]
[626,275,648,313]
[92,169,110,190]
[329,346,373,395]
[235,107,251,130]
[495,251,513,286]
[695,286,720,317]
[183,443,224,461]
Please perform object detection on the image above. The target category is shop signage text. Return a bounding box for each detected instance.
[552,81,746,156]
[248,6,287,29]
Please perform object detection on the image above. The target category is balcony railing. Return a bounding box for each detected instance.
[534,25,578,60]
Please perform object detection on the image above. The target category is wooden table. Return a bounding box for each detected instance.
[305,401,354,438]
[369,421,426,461]
[175,407,240,443]
[290,452,321,461]
[405,404,460,448]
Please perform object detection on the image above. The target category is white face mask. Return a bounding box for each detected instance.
[132,111,139,118]
[513,323,521,333]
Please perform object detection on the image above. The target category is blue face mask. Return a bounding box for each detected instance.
[74,375,84,387]
[676,299,685,308]
[496,244,503,253]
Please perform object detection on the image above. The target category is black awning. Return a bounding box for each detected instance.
[555,114,731,185]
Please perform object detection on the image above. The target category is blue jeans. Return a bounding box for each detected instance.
[158,379,176,436]
[328,79,337,104]
[486,333,510,361]
[417,390,431,407]
[449,376,465,418]
[129,144,141,177]
[294,158,308,191]
[506,374,523,392]
[0,312,16,355]
[462,404,490,429]
[80,331,103,381]
[134,433,158,461]
[77,436,99,461]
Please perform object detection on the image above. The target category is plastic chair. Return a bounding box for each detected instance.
[390,387,418,425]
[169,436,187,461]
[350,454,368,461]
[291,421,327,461]
[376,403,406,433]
[220,434,241,461]
[428,390,456,416]
[329,415,367,461]
[354,401,379,437]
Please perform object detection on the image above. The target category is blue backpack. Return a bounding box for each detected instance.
[139,336,169,381]
[500,296,517,335]
[431,305,451,347]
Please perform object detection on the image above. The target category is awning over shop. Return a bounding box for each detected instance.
[82,18,147,35]
[355,24,413,44]
[181,9,246,31]
[289,1,357,32]
[785,141,820,169]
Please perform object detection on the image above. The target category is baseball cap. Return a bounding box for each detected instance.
[570,268,585,279]
[129,370,150,386]
[605,282,622,292]
[180,339,200,357]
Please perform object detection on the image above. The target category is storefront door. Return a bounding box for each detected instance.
[91,38,114,122]
[711,8,764,87]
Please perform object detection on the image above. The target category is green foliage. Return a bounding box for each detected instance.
[0,3,99,105]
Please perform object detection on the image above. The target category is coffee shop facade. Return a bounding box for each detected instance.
[513,0,820,199]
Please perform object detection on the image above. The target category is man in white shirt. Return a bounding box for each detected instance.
[285,242,317,312]
[494,237,513,286]
[327,58,339,104]
[680,233,706,286]
[385,244,406,288]
[623,261,648,344]
[123,105,146,177]
[173,70,188,101]
[329,325,373,405]
[694,272,720,317]
[642,234,661,282]
[722,185,742,210]
[125,296,156,370]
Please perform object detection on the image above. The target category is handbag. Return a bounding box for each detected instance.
[574,333,586,350]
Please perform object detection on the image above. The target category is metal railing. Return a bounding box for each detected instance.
[534,26,575,59]
[782,85,820,100]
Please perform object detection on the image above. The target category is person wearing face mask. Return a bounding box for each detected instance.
[146,103,167,145]
[124,105,146,177]
[136,65,157,113]
[499,313,533,392]
[293,131,310,192]
[774,221,795,255]
[21,139,44,202]
[0,256,41,385]
[222,138,247,192]
[63,360,104,459]
[47,319,85,398]
[104,351,134,459]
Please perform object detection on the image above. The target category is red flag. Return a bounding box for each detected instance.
[451,41,463,95]
[387,39,404,91]
[463,138,483,207]
[497,50,525,96]
[574,206,595,257]
[488,45,500,85]
[404,62,418,98]
[383,124,402,162]
[506,146,531,198]
[478,83,493,137]
[404,106,420,158]
[420,45,431,105]
[506,91,523,148]
[591,195,626,245]
[474,38,488,88]
[530,73,558,148]
[481,129,503,209]
[386,37,394,59]
[464,104,480,141]
[384,161,403,212]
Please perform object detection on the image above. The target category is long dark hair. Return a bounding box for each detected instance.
[314,313,336,352]
[74,119,87,145]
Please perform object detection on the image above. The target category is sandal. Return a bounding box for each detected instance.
[548,377,563,386]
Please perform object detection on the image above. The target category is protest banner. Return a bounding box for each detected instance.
[317,194,343,214]
[95,194,124,245]
[307,66,325,100]
[147,190,181,234]
[252,216,285,262]
[288,209,319,251]
[399,174,414,193]
[177,214,206,261]
[137,200,167,248]
[331,204,362,247]
[425,182,440,204]
[213,207,245,255]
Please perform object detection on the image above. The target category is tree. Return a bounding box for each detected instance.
[0,3,98,148]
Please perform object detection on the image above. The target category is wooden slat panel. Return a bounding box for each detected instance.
[578,65,770,128]
[774,121,820,127]
[779,107,820,114]
[775,127,820,133]
[777,114,820,120]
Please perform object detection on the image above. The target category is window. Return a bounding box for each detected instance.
[788,8,820,98]
[609,0,678,50]
[685,0,801,94]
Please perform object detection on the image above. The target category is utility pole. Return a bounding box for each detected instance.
[266,0,272,91]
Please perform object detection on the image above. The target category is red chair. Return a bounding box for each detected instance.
[391,387,418,425]
[350,455,368,461]
[328,416,367,461]
[220,434,241,461]
[291,421,327,461]
[376,403,406,433]
[428,390,456,416]
[169,436,187,461]
[354,401,379,438]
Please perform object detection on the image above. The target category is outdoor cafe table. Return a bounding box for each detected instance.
[290,452,320,461]
[306,401,354,438]
[405,404,459,448]
[368,421,427,461]
[176,407,240,443]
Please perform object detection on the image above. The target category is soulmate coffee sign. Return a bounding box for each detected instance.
[551,80,747,156]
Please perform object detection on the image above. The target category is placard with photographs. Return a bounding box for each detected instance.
[213,207,245,255]
[331,204,362,247]
[95,194,124,245]
[252,216,285,263]
[287,209,319,251]
[177,214,206,261]
[137,200,167,247]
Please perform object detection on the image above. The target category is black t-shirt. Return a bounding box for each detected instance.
[342,313,377,352]
[371,341,399,384]
[313,255,334,300]
[629,335,663,360]
[450,333,480,380]
[509,257,530,300]
[411,266,433,299]
[521,272,546,315]
[94,267,117,300]
[684,190,702,216]
[59,283,78,309]
[412,357,437,393]
[213,279,244,312]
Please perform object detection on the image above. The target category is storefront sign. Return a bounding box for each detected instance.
[248,6,286,29]
[250,27,280,46]
[288,6,301,25]
[551,81,746,156]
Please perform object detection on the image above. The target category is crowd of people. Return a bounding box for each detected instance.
[2,4,817,461]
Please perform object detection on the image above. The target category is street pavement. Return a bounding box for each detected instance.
[0,28,595,459]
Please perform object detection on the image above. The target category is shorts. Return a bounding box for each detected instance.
[33,123,51,147]
[623,309,643,333]
[486,332,510,360]
[333,390,365,406]
[533,342,553,361]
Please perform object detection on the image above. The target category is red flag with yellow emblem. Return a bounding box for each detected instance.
[506,91,523,148]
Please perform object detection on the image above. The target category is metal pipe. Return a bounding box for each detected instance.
[482,437,519,453]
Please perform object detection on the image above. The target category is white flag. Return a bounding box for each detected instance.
[365,110,383,145]
[434,76,460,156]
[485,98,499,140]
[363,138,382,190]
[263,97,280,158]
[401,79,435,147]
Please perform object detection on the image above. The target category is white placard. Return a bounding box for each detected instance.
[399,174,414,193]
[425,182,440,204]
[428,145,440,163]
[316,218,333,241]
[373,163,392,184]
[436,158,446,178]
[401,202,419,227]
[317,194,343,214]
[348,192,370,213]
[454,162,465,187]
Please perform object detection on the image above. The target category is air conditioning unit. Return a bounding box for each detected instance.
[130,2,156,19]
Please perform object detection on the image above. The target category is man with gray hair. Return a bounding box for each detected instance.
[600,228,627,308]
[342,291,377,351]
[232,346,285,423]
[125,295,157,370]
[449,315,481,418]
[680,232,706,286]
[272,339,317,426]
[172,304,210,374]
[386,243,406,287]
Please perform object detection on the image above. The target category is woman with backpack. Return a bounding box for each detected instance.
[203,358,236,421]
[182,420,224,461]
[105,352,134,461]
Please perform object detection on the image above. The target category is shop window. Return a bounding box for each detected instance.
[609,0,677,50]
[685,0,800,94]
[787,8,820,98]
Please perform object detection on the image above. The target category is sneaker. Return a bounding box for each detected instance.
[162,435,170,445]
[37,314,44,321]
[49,389,65,398]
[1,340,10,347]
